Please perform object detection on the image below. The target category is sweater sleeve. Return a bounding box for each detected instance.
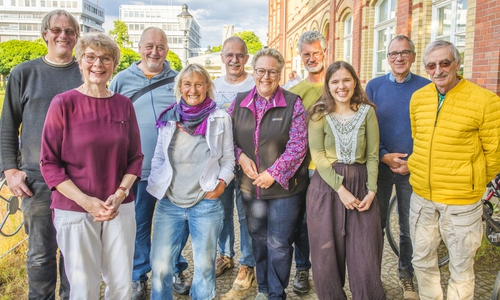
[308,114,344,191]
[125,102,143,179]
[40,95,71,189]
[365,107,380,193]
[0,71,23,172]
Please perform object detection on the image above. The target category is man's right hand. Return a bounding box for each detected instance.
[4,169,33,198]
[381,153,408,169]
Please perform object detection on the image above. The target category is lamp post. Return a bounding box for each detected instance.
[177,4,193,67]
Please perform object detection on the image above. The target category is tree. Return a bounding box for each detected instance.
[115,47,140,75]
[167,51,182,71]
[210,31,263,54]
[0,39,47,87]
[234,31,263,54]
[108,20,133,48]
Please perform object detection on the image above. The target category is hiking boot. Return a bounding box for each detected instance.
[232,265,256,290]
[399,277,419,300]
[292,270,310,295]
[131,281,147,300]
[173,272,191,295]
[215,255,234,277]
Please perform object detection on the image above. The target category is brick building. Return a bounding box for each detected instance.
[268,0,500,95]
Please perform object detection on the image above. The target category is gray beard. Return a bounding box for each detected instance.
[305,64,324,74]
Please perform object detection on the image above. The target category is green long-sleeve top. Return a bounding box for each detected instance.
[308,104,380,193]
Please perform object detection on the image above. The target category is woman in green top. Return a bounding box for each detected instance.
[306,61,385,300]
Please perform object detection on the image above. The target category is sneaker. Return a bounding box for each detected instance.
[173,272,191,295]
[131,281,147,300]
[215,255,234,277]
[292,270,310,295]
[399,277,419,300]
[232,265,256,290]
[255,292,268,300]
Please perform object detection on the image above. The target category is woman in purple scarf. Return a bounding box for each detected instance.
[147,63,235,300]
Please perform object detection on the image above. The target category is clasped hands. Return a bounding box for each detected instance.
[82,191,124,222]
[337,185,375,212]
[239,153,275,189]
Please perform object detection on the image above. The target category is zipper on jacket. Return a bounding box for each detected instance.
[428,108,440,199]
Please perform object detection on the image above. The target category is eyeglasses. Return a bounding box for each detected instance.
[254,68,280,78]
[424,58,456,71]
[300,51,324,61]
[82,53,113,65]
[387,50,413,59]
[223,53,246,60]
[47,27,76,36]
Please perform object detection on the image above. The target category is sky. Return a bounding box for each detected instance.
[99,0,269,48]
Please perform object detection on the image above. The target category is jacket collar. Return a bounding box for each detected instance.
[239,86,288,110]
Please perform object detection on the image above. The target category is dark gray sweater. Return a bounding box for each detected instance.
[1,57,82,181]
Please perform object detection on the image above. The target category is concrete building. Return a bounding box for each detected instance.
[119,4,202,59]
[0,0,104,42]
[268,0,500,95]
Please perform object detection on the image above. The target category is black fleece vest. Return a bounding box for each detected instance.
[232,89,309,199]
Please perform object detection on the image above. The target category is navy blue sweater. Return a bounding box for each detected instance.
[365,73,430,159]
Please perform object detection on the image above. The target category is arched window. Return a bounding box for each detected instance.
[373,0,396,77]
[344,15,353,64]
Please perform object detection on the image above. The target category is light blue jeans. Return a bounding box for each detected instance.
[218,180,255,267]
[150,198,223,300]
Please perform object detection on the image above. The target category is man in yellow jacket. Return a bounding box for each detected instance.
[408,40,500,300]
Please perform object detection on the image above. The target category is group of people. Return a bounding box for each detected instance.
[2,8,500,300]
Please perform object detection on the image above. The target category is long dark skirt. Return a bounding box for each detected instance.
[306,163,385,300]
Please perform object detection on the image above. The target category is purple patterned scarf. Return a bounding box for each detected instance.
[156,97,217,136]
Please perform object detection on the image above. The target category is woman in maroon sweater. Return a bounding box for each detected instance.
[40,33,143,300]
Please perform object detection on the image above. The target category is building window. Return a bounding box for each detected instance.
[373,0,396,77]
[432,0,467,54]
[344,15,352,64]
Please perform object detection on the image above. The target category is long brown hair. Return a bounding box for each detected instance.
[308,61,375,121]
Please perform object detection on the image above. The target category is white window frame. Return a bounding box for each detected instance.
[431,0,467,52]
[344,14,353,64]
[372,0,396,78]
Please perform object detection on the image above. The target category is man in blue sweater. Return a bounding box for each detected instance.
[365,35,430,300]
[109,27,189,299]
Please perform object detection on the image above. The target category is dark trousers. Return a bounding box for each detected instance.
[242,191,305,299]
[377,163,414,279]
[307,164,385,300]
[22,178,69,300]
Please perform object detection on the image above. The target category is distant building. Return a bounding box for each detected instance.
[0,0,104,42]
[119,4,202,59]
[268,0,500,95]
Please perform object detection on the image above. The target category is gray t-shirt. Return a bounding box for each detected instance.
[213,74,255,111]
[166,128,210,207]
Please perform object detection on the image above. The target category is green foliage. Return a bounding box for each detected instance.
[167,51,182,71]
[115,47,140,75]
[210,31,263,54]
[108,20,133,48]
[211,45,222,53]
[234,31,263,54]
[0,39,47,76]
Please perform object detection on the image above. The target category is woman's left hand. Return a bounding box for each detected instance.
[357,191,376,212]
[252,171,275,189]
[206,181,226,199]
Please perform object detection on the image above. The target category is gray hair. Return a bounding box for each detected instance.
[388,35,415,53]
[174,63,215,101]
[251,48,285,71]
[75,33,121,67]
[139,27,167,45]
[298,30,327,53]
[41,9,80,42]
[222,36,248,55]
[423,40,461,66]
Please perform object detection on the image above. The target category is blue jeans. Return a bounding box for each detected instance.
[293,201,311,271]
[377,163,414,279]
[150,199,223,300]
[131,181,188,282]
[242,191,304,299]
[218,180,255,267]
[22,178,69,300]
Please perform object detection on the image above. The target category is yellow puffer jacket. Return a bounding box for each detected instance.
[408,77,500,205]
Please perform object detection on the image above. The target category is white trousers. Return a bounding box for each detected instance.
[409,193,482,300]
[54,202,136,300]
